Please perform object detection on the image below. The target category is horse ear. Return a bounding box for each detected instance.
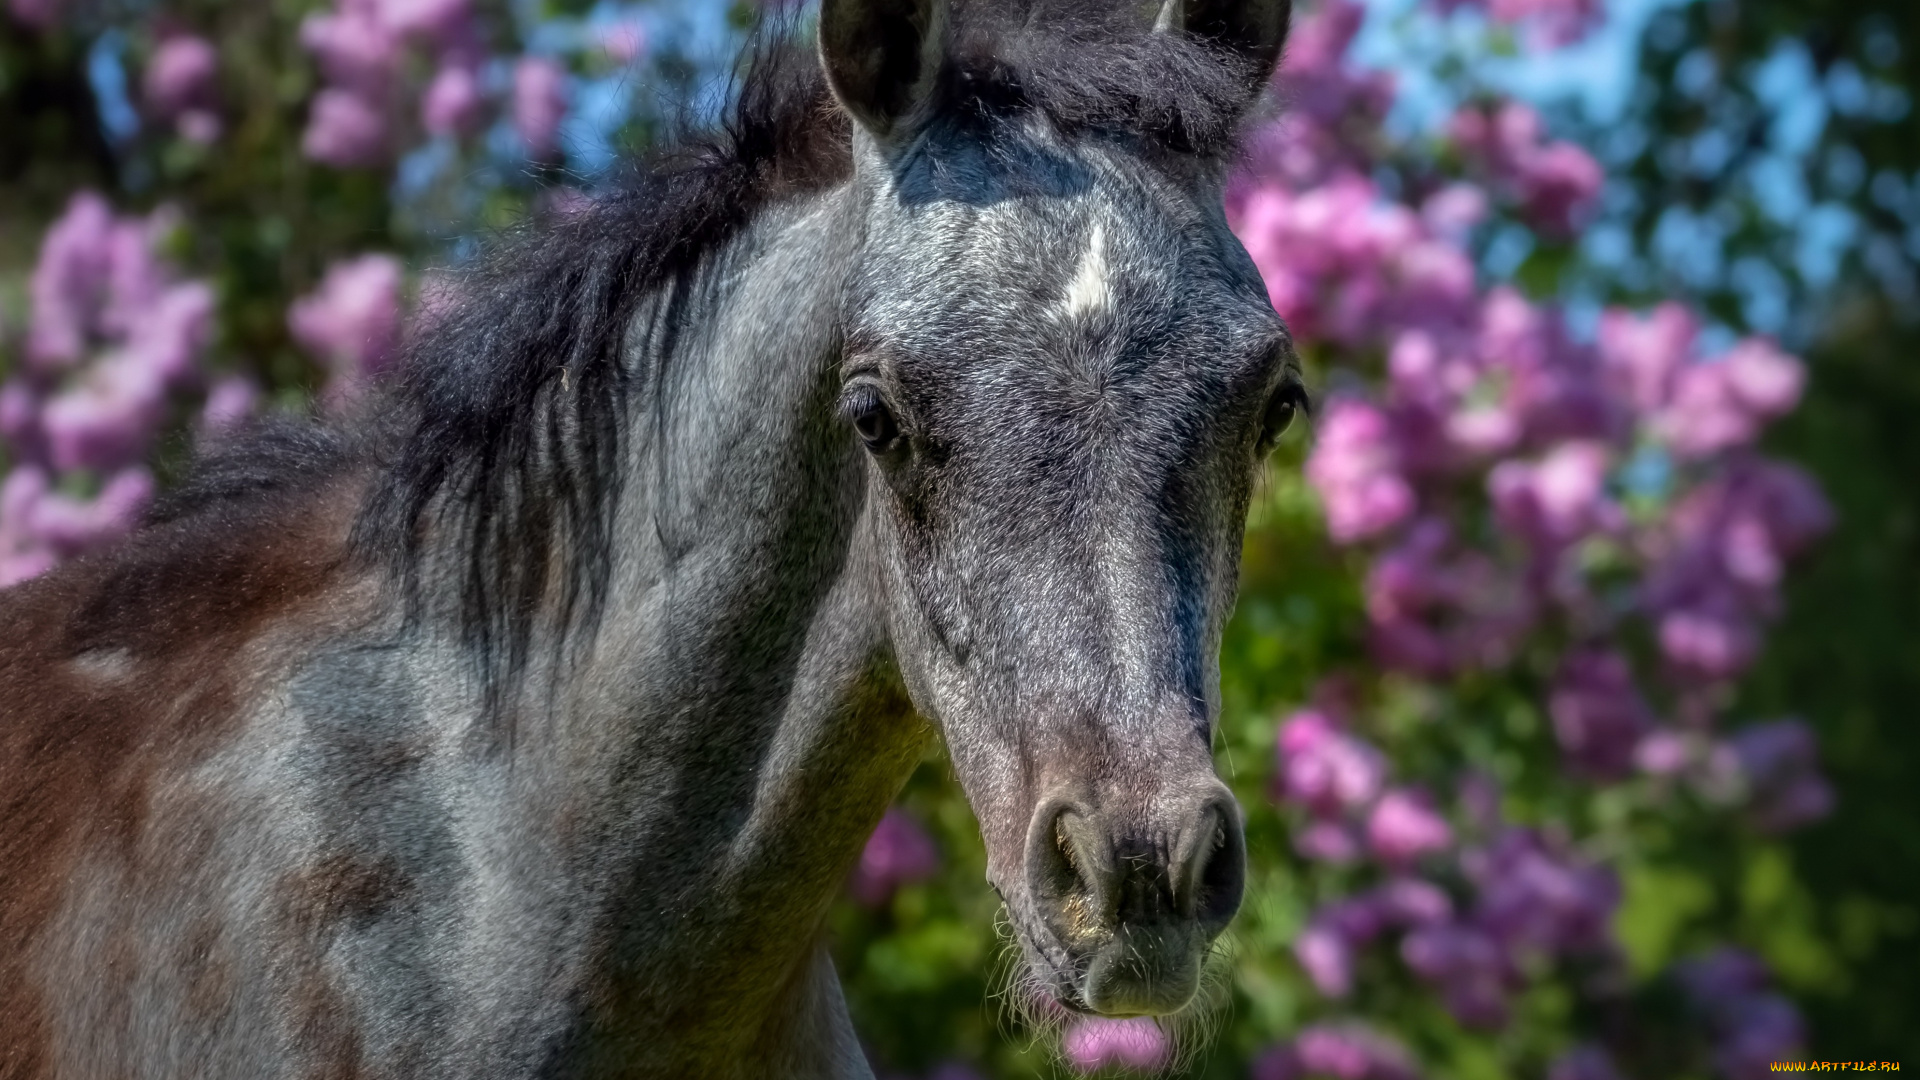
[1156,0,1291,92]
[818,0,949,139]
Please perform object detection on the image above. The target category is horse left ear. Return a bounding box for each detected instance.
[1156,0,1292,93]
[819,0,950,141]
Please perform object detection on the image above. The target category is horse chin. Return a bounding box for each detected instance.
[1003,919,1194,1023]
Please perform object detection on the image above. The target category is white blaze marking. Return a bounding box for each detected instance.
[1058,223,1112,321]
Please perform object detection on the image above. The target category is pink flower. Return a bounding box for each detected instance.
[850,807,939,905]
[1719,338,1804,416]
[41,356,170,472]
[176,110,222,144]
[1633,730,1697,776]
[1654,340,1802,459]
[199,376,261,437]
[513,57,568,159]
[1295,921,1358,998]
[6,0,58,30]
[23,467,155,553]
[1295,818,1364,862]
[1293,1022,1422,1080]
[1367,789,1454,864]
[144,35,219,120]
[1448,102,1602,235]
[1306,399,1415,543]
[1598,302,1696,413]
[1487,441,1616,547]
[1275,708,1387,815]
[1373,877,1454,926]
[303,88,389,167]
[1061,1017,1169,1073]
[598,21,646,65]
[301,6,401,96]
[421,64,484,137]
[1511,141,1603,235]
[377,0,473,46]
[289,254,405,394]
[1420,183,1489,238]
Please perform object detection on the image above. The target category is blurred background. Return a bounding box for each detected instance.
[2,0,1915,1075]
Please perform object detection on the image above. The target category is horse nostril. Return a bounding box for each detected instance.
[1184,801,1246,928]
[1025,799,1110,939]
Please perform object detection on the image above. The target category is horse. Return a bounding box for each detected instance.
[0,0,1300,1074]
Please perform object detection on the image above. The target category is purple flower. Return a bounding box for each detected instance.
[1548,650,1655,780]
[1673,949,1807,1078]
[1464,828,1619,956]
[1306,399,1415,543]
[27,193,116,369]
[1364,519,1536,676]
[303,88,390,167]
[289,254,404,394]
[1726,720,1834,833]
[513,57,568,159]
[1399,922,1512,1028]
[1547,1045,1625,1080]
[1366,789,1453,865]
[1061,1017,1169,1073]
[144,35,219,121]
[421,64,484,137]
[850,807,939,906]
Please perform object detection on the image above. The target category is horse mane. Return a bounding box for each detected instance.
[166,0,1264,721]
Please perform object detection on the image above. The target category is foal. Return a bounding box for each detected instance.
[0,0,1300,1075]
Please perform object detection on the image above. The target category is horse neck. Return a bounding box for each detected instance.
[494,183,927,1055]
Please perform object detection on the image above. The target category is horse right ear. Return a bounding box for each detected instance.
[818,0,949,140]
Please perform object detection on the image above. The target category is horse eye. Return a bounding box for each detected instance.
[1259,382,1308,450]
[842,383,900,452]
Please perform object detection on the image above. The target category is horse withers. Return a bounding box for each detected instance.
[0,0,1300,1075]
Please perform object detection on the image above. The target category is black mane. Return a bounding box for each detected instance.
[172,1,1267,716]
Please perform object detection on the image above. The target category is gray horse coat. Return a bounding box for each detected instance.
[0,0,1301,1075]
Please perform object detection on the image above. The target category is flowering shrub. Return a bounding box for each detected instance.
[1,193,226,585]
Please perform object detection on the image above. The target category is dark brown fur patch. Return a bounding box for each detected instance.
[0,479,365,1078]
